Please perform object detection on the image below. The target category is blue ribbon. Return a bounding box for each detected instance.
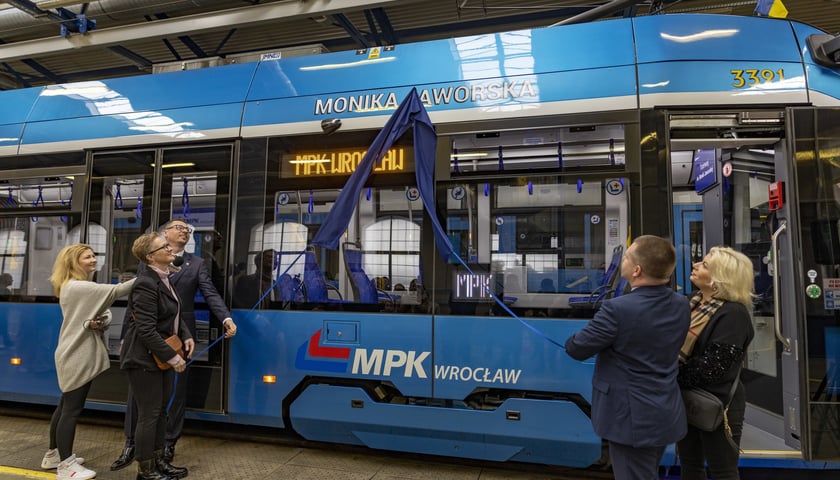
[165,245,299,412]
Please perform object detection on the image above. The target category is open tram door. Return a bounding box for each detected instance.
[669,107,840,463]
[775,107,840,460]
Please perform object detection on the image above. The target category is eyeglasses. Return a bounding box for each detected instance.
[147,243,172,255]
[167,224,193,233]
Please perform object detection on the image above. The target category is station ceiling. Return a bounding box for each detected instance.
[0,0,838,90]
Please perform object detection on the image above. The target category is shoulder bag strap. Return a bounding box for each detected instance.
[724,368,741,409]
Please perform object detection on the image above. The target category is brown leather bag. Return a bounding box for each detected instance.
[130,311,184,370]
[153,334,184,370]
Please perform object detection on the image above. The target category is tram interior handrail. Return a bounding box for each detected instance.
[771,221,791,352]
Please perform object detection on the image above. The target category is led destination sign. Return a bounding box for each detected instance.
[281,147,414,178]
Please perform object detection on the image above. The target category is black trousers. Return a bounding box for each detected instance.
[677,395,745,480]
[126,368,174,462]
[124,366,187,449]
[49,381,93,460]
[609,441,666,480]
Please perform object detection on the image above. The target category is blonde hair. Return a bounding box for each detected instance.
[707,246,755,307]
[49,243,94,297]
[132,233,163,263]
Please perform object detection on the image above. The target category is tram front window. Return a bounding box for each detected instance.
[442,177,629,317]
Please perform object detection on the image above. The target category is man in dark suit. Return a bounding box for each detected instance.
[112,219,237,470]
[565,235,690,480]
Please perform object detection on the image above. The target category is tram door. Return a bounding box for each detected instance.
[778,107,840,460]
[669,109,804,455]
[682,107,840,460]
[86,145,234,415]
[688,144,791,442]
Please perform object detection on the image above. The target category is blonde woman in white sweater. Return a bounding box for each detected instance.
[42,243,135,480]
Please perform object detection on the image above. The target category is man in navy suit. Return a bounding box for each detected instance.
[566,235,690,480]
[112,219,237,471]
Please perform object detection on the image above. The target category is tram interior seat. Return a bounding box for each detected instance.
[568,245,625,309]
[344,243,393,305]
[303,250,343,303]
[278,273,305,303]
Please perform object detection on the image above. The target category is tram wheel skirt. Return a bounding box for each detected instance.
[289,384,601,467]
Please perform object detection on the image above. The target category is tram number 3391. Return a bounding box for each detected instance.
[730,69,785,88]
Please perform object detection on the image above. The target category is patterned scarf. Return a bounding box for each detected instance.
[679,293,725,363]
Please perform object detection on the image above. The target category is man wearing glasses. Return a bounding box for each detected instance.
[112,219,237,471]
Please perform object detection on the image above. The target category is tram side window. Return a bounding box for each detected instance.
[441,177,629,317]
[233,133,422,312]
[234,186,425,312]
[1,174,82,300]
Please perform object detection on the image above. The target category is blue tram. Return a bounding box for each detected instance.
[1,12,840,470]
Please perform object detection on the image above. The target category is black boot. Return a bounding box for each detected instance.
[111,445,135,471]
[136,459,171,480]
[155,449,188,479]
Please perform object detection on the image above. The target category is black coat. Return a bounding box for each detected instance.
[120,267,192,371]
[678,301,754,402]
[121,252,231,338]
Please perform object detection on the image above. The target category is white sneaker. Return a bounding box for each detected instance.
[56,454,96,480]
[41,448,85,469]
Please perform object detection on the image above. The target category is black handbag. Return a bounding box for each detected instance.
[681,370,741,449]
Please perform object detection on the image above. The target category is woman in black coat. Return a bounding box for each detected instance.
[121,233,194,480]
[678,246,755,480]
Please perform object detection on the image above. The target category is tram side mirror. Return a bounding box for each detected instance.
[321,118,342,135]
[807,34,840,68]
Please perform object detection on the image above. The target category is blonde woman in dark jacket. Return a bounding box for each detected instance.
[678,246,755,479]
[120,233,193,480]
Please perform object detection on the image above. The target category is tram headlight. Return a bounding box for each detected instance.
[10,357,21,366]
[262,375,276,384]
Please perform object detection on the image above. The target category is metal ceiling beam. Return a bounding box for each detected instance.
[4,0,95,36]
[107,45,152,68]
[331,13,369,49]
[551,0,641,26]
[0,37,60,83]
[363,9,383,46]
[4,0,64,22]
[0,0,411,62]
[372,8,397,45]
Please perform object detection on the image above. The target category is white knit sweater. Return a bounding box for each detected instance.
[54,279,135,392]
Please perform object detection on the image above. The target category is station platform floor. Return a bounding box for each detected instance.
[0,410,610,480]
